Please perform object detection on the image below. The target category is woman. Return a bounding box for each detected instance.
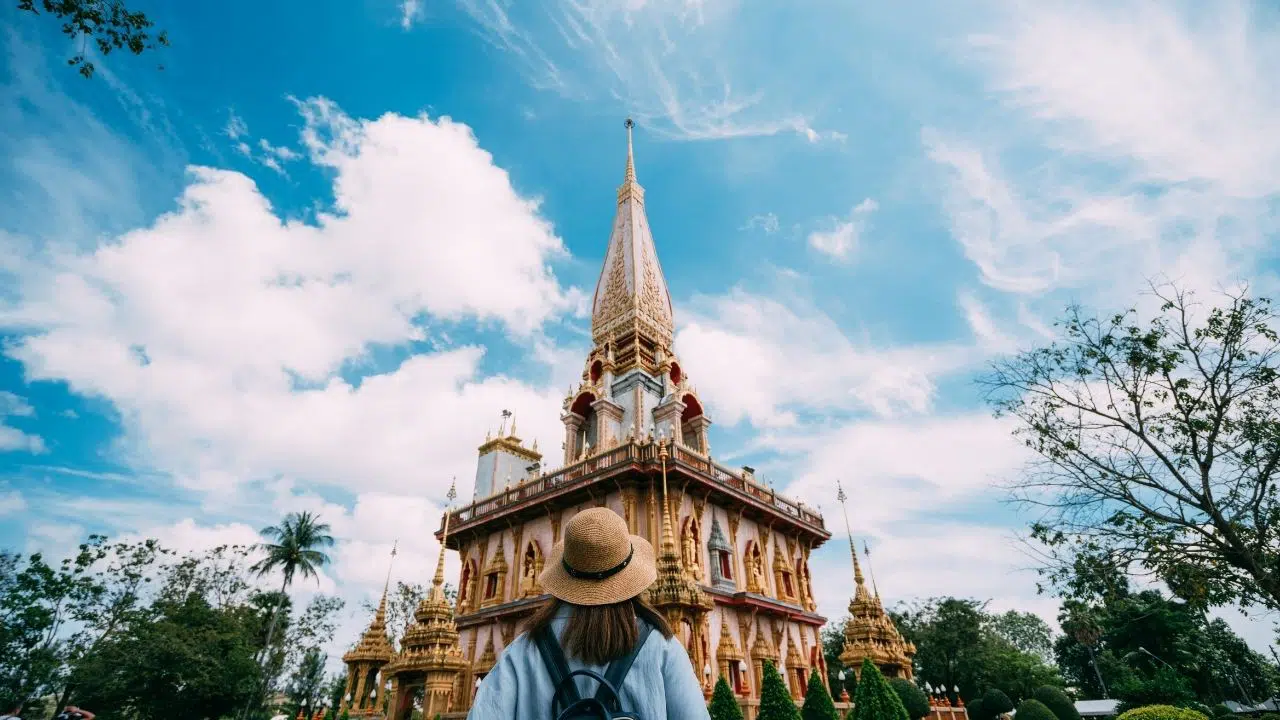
[469,507,711,720]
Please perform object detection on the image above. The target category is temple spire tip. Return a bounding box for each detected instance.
[623,117,637,186]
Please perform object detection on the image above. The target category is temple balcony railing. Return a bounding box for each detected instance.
[441,438,827,540]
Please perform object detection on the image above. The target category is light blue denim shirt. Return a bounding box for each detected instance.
[467,605,712,720]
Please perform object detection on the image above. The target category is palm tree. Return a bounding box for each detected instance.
[251,511,335,658]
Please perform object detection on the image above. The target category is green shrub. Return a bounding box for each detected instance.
[759,660,801,720]
[1115,705,1209,720]
[1115,668,1196,713]
[967,698,987,720]
[803,668,840,720]
[851,659,909,720]
[1016,699,1060,720]
[710,674,745,720]
[981,689,1014,719]
[889,678,931,720]
[1185,704,1212,719]
[1032,686,1081,720]
[1210,706,1233,719]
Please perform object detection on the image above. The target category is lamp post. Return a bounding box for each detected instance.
[840,670,851,702]
[704,663,713,698]
[739,659,750,696]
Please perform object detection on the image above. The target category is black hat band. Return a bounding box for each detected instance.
[562,545,634,581]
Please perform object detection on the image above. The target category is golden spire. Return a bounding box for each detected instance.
[431,479,458,592]
[377,539,398,621]
[864,540,880,598]
[659,435,676,553]
[836,480,866,589]
[623,117,637,187]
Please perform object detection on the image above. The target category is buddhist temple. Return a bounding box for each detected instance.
[835,482,916,680]
[338,122,844,719]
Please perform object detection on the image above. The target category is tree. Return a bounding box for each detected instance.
[1114,667,1196,713]
[987,611,1055,664]
[851,660,908,720]
[1016,699,1060,720]
[251,512,335,661]
[802,668,839,720]
[363,581,427,649]
[758,660,800,720]
[70,592,260,719]
[287,649,327,719]
[1032,686,1082,720]
[710,675,745,720]
[889,678,930,720]
[822,619,854,699]
[16,0,168,77]
[983,286,1280,612]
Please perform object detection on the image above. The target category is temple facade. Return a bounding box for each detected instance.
[342,122,837,719]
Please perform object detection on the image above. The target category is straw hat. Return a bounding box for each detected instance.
[540,507,656,606]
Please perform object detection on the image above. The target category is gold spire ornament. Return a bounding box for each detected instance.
[383,479,467,718]
[836,480,915,680]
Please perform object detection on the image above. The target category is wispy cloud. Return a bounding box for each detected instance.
[400,0,425,29]
[223,109,299,175]
[450,0,837,142]
[0,391,45,454]
[808,198,877,259]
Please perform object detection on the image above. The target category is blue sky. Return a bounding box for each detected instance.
[2,0,1279,656]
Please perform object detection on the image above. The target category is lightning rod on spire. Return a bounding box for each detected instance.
[836,479,864,586]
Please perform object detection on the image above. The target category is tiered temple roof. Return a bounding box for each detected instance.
[838,541,916,679]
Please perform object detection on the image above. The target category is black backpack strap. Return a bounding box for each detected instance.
[534,625,582,712]
[594,621,655,707]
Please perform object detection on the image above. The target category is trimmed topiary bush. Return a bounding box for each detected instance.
[802,668,840,720]
[851,659,910,720]
[889,678,931,720]
[1115,705,1209,720]
[759,660,801,720]
[710,674,745,720]
[980,689,1014,720]
[1015,699,1060,720]
[1033,686,1081,720]
[967,698,987,720]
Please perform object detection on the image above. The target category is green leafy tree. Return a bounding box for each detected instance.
[889,678,930,720]
[1032,686,1081,720]
[16,0,168,77]
[1115,667,1196,713]
[823,618,851,697]
[363,581,427,649]
[287,648,328,719]
[967,698,986,720]
[987,611,1055,664]
[802,668,839,720]
[70,592,260,719]
[984,286,1280,612]
[851,660,908,720]
[710,675,745,720]
[1209,705,1232,718]
[758,660,800,720]
[1016,699,1060,720]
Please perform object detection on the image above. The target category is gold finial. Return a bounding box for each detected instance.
[863,540,879,598]
[432,479,459,591]
[624,117,637,186]
[836,480,864,587]
[658,436,675,553]
[381,538,399,601]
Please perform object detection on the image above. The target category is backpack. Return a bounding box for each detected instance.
[533,621,654,720]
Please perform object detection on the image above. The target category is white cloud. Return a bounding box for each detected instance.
[2,98,576,497]
[400,0,425,30]
[0,391,46,454]
[223,110,300,175]
[742,213,780,234]
[807,198,877,259]
[450,0,835,141]
[676,289,977,428]
[929,1,1280,304]
[777,413,1027,531]
[0,490,26,515]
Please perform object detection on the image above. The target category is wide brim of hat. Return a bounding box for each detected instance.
[540,534,656,606]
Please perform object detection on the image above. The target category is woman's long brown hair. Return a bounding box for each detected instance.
[525,595,675,666]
